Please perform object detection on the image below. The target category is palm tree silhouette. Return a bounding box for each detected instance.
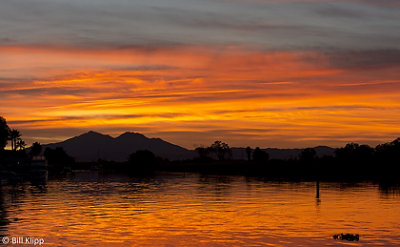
[16,138,26,151]
[9,129,21,151]
[0,116,10,150]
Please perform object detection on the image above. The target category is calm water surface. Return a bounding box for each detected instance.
[1,172,400,246]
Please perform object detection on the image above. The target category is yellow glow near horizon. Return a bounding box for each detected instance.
[1,45,400,148]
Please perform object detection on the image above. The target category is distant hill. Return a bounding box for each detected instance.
[230,146,335,160]
[42,131,336,162]
[42,131,194,162]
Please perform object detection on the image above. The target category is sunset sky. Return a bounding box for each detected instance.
[1,0,400,149]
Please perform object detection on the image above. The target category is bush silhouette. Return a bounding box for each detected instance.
[44,147,74,171]
[128,150,160,174]
[253,147,269,162]
[29,142,42,157]
[299,148,316,162]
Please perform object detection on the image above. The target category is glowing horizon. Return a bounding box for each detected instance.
[1,45,400,149]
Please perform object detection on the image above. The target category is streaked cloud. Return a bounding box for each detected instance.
[1,0,399,50]
[1,45,400,148]
[1,0,400,148]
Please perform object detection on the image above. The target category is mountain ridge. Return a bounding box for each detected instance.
[42,131,336,162]
[42,131,193,162]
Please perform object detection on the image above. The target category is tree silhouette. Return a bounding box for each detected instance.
[16,138,26,151]
[0,116,10,150]
[195,146,210,160]
[9,129,21,151]
[375,138,400,164]
[128,150,159,173]
[44,147,74,166]
[129,150,157,165]
[336,143,374,163]
[245,146,252,161]
[299,148,316,162]
[210,141,231,160]
[29,142,42,157]
[252,147,269,162]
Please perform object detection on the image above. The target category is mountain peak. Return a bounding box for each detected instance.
[86,130,102,135]
[78,131,112,139]
[43,130,192,162]
[117,131,146,139]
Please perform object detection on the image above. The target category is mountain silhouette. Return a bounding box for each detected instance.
[41,131,336,162]
[42,131,194,162]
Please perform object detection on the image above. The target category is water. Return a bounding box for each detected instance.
[1,171,400,246]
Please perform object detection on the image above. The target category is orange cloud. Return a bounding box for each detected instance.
[1,45,400,148]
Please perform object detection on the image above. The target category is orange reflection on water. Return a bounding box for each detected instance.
[2,172,400,246]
